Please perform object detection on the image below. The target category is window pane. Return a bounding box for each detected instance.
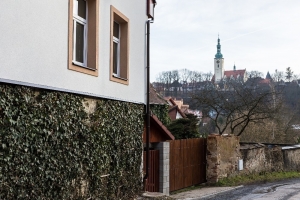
[113,22,119,39]
[75,22,85,63]
[77,0,86,19]
[113,42,118,74]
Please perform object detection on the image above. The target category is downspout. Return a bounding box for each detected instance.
[143,19,151,190]
[144,0,156,190]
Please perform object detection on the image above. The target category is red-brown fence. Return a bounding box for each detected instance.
[143,150,159,192]
[169,138,207,192]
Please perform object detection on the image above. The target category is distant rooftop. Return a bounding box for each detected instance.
[149,84,167,105]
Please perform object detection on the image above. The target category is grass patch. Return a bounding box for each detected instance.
[215,171,300,186]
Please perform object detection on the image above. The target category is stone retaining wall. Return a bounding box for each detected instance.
[206,136,300,183]
[240,144,283,174]
[282,147,300,171]
[206,135,240,183]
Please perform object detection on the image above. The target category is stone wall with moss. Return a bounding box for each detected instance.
[206,135,240,183]
[240,145,283,174]
[0,83,144,199]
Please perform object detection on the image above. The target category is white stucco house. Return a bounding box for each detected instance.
[0,0,150,104]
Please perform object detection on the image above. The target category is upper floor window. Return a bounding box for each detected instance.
[73,0,87,67]
[68,0,99,76]
[110,6,129,85]
[113,21,120,77]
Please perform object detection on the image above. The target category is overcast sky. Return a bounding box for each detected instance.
[150,0,300,82]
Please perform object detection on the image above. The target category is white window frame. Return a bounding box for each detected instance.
[113,21,121,77]
[73,0,88,68]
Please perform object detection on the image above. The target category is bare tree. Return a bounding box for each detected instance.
[180,69,191,94]
[203,72,213,81]
[155,72,166,94]
[240,103,299,143]
[192,79,282,136]
[155,71,172,96]
[189,71,199,92]
[180,69,191,83]
[171,70,179,82]
[195,71,203,83]
[170,70,180,97]
[163,71,172,96]
[187,71,203,91]
[272,69,284,83]
[293,74,299,82]
[285,67,293,82]
[247,71,264,79]
[155,72,164,83]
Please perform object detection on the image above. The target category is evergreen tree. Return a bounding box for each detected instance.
[167,114,200,139]
[285,67,293,82]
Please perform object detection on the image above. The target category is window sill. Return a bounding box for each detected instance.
[72,61,97,71]
[110,74,129,85]
[69,62,98,77]
[113,74,128,81]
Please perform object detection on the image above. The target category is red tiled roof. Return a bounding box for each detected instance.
[259,79,271,84]
[224,69,246,79]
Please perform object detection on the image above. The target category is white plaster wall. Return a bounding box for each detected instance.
[0,0,148,103]
[214,58,224,82]
[214,59,221,82]
[221,59,224,79]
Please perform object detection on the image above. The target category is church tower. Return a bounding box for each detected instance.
[214,36,224,83]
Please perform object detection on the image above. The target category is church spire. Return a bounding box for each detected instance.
[266,71,272,80]
[215,35,223,59]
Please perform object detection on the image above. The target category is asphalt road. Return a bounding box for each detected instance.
[201,178,300,200]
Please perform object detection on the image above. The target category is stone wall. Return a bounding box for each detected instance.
[265,146,284,171]
[283,147,300,171]
[240,144,265,174]
[206,136,300,183]
[240,144,283,174]
[206,135,240,183]
[239,144,300,175]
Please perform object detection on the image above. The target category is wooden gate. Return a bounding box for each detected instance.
[169,138,206,192]
[143,150,159,192]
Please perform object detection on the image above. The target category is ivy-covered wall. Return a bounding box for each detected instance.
[0,83,144,199]
[150,104,171,126]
